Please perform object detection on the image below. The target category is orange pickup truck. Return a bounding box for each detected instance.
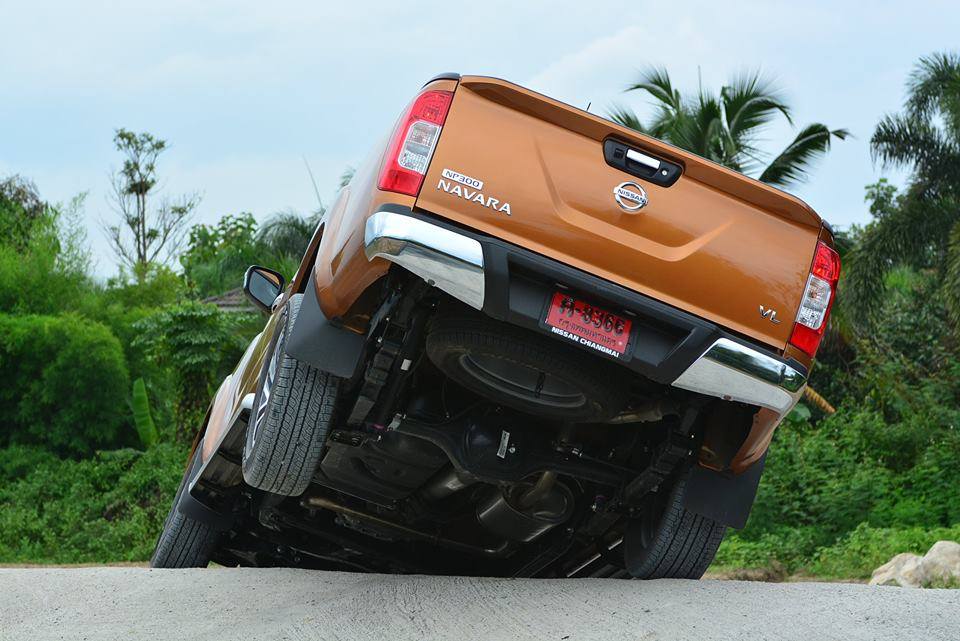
[153,74,839,579]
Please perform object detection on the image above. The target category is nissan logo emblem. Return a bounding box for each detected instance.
[613,181,648,212]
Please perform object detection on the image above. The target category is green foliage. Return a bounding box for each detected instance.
[131,378,159,449]
[610,67,847,187]
[810,524,960,579]
[101,264,185,309]
[0,162,325,565]
[0,445,58,483]
[844,52,960,326]
[133,301,242,440]
[714,526,820,571]
[114,129,166,196]
[715,523,960,580]
[864,178,900,220]
[0,195,95,316]
[0,443,188,563]
[0,314,130,456]
[0,175,46,251]
[720,260,960,577]
[83,302,178,439]
[814,254,955,408]
[180,210,318,297]
[180,213,260,297]
[255,209,318,264]
[758,123,850,187]
[872,52,960,186]
[717,373,960,575]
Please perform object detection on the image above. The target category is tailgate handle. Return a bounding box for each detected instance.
[626,149,661,170]
[604,139,682,187]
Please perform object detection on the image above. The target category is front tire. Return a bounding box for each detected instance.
[242,294,339,496]
[151,448,219,568]
[623,471,727,579]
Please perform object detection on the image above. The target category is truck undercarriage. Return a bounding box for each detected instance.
[190,224,782,578]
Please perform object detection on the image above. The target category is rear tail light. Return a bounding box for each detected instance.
[788,241,841,357]
[377,89,453,196]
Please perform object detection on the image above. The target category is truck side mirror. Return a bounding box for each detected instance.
[243,266,285,312]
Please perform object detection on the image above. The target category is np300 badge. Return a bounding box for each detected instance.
[613,181,648,212]
[437,168,512,215]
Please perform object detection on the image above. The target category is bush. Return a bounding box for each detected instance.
[100,265,185,310]
[717,271,960,580]
[0,445,58,482]
[0,193,96,316]
[0,175,45,251]
[0,443,187,563]
[134,301,248,441]
[810,523,960,579]
[0,237,94,316]
[90,303,179,439]
[179,211,317,297]
[714,526,821,571]
[180,213,260,298]
[714,383,960,576]
[0,314,130,456]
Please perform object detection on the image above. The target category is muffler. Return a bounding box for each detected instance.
[476,472,574,542]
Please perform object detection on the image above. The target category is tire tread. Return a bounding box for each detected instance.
[625,473,727,579]
[150,451,218,568]
[242,296,338,496]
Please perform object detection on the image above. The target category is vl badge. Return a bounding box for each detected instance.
[613,181,648,212]
[759,305,782,324]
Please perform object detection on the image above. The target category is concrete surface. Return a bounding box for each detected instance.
[1,567,958,641]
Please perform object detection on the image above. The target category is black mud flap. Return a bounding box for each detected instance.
[284,274,366,379]
[178,484,235,531]
[176,448,235,531]
[681,455,766,529]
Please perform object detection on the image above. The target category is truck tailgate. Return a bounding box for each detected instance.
[415,76,823,350]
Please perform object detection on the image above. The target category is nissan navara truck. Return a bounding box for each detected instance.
[152,73,839,580]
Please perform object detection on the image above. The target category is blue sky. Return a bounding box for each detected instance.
[1,0,956,277]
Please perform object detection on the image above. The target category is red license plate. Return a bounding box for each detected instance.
[543,292,633,357]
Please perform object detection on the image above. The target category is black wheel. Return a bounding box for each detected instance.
[151,448,219,568]
[242,294,339,496]
[623,471,727,579]
[426,308,628,421]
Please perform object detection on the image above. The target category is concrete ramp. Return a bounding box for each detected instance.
[1,568,957,640]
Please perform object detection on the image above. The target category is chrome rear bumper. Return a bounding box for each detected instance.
[365,211,485,309]
[671,338,806,415]
[363,209,806,417]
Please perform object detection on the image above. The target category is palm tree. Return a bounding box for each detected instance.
[255,209,323,279]
[256,209,320,259]
[844,52,960,325]
[610,68,849,189]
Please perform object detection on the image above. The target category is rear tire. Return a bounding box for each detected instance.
[151,448,218,568]
[623,471,727,579]
[242,294,339,496]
